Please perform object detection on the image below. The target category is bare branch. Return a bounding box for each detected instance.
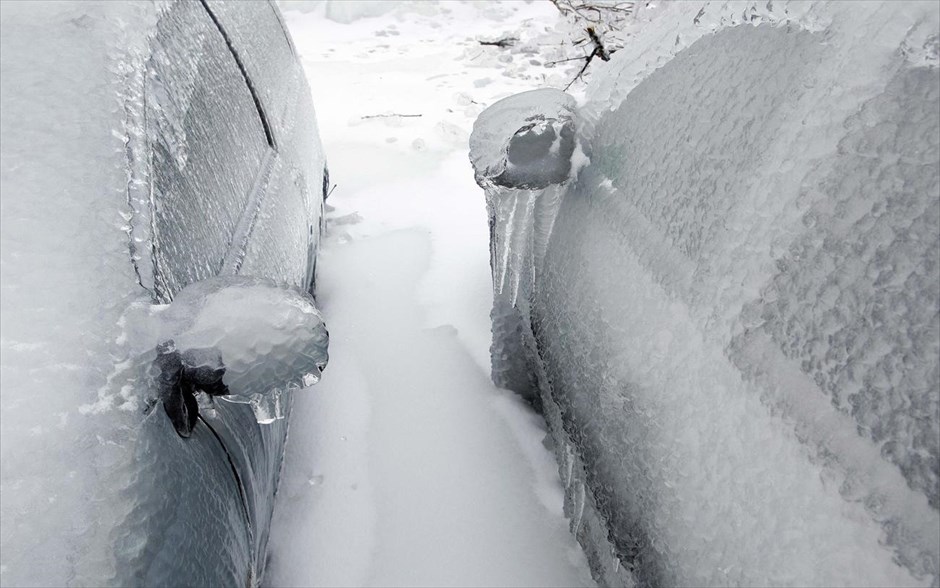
[478,37,518,48]
[587,26,610,61]
[545,54,592,66]
[561,25,615,89]
[361,113,423,120]
[564,53,594,91]
[551,0,634,24]
[549,0,632,89]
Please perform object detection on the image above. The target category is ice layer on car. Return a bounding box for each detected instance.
[470,2,940,586]
[0,1,327,585]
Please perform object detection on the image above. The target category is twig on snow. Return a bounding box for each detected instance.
[545,55,592,66]
[550,0,634,24]
[361,113,423,119]
[478,37,518,48]
[587,26,610,61]
[563,26,614,90]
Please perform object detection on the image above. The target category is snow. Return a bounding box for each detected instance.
[280,0,400,25]
[266,2,594,586]
[470,1,939,586]
[4,0,936,586]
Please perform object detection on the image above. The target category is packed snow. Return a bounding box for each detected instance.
[265,2,597,586]
[2,0,937,587]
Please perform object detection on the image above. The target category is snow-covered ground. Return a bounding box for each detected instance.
[265,2,595,586]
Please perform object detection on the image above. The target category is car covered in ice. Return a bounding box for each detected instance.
[0,1,327,585]
[470,2,939,587]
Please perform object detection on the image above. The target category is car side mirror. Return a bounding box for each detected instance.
[470,88,580,190]
[147,276,329,437]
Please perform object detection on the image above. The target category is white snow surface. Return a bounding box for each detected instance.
[266,2,593,586]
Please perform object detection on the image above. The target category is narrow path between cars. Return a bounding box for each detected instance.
[264,3,593,586]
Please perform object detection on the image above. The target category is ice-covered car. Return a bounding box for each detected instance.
[0,1,328,586]
[471,3,939,587]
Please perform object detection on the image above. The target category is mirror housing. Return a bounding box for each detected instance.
[470,88,580,190]
[148,276,329,437]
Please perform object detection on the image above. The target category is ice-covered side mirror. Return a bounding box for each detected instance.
[469,88,579,190]
[468,90,585,403]
[146,277,329,437]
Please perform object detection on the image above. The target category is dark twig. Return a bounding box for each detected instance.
[361,113,423,119]
[587,26,610,61]
[551,0,634,23]
[564,55,593,91]
[478,37,518,48]
[563,26,614,90]
[546,55,591,66]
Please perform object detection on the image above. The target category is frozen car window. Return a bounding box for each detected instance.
[203,1,325,292]
[237,163,311,289]
[146,0,270,301]
[205,0,296,138]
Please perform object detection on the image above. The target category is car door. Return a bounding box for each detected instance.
[117,2,306,586]
[129,0,273,303]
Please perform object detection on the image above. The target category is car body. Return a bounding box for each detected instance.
[0,1,325,585]
[471,3,939,586]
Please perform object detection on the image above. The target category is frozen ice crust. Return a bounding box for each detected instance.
[0,1,327,585]
[473,3,940,586]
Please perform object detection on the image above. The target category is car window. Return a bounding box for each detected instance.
[146,0,270,302]
[203,0,297,139]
